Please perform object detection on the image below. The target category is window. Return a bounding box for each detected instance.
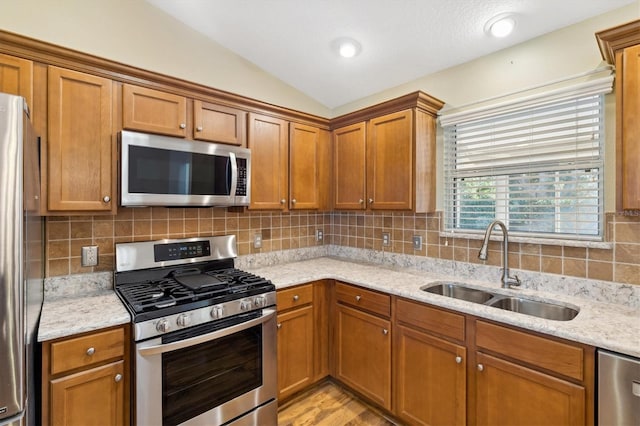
[442,74,612,241]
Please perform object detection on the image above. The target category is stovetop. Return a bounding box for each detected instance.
[115,264,275,322]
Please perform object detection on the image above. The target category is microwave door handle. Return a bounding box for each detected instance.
[138,308,276,356]
[228,152,238,197]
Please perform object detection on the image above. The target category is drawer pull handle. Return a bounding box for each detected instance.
[114,374,122,383]
[355,295,361,302]
[382,329,388,335]
[293,295,299,302]
[477,364,484,372]
[455,356,462,364]
[86,347,95,356]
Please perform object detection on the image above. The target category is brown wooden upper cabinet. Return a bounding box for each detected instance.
[597,20,640,210]
[0,53,33,108]
[122,84,187,137]
[47,66,115,213]
[333,107,437,212]
[193,100,246,146]
[248,112,330,211]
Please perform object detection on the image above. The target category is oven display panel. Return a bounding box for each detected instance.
[154,241,211,261]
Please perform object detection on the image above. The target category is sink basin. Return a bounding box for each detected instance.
[421,282,495,304]
[487,297,579,321]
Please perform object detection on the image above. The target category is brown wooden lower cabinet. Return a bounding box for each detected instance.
[42,325,129,426]
[394,324,466,425]
[334,288,392,410]
[474,352,586,426]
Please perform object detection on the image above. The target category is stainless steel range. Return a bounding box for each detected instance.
[114,235,277,426]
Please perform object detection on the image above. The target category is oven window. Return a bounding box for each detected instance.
[162,324,262,425]
[128,145,230,195]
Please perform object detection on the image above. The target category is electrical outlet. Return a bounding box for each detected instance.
[253,233,263,249]
[382,232,391,247]
[316,229,323,242]
[413,235,423,250]
[81,246,99,267]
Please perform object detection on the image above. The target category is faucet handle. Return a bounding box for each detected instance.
[509,275,522,287]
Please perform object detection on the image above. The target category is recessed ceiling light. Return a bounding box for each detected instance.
[485,14,516,38]
[331,38,362,58]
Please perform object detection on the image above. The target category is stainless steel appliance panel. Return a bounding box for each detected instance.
[0,93,43,426]
[598,349,640,425]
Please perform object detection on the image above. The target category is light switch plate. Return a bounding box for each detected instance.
[253,233,262,249]
[81,246,99,267]
[413,235,423,250]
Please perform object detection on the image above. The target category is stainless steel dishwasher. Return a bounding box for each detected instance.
[598,349,640,425]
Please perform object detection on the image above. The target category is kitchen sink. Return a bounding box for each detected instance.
[486,297,580,321]
[421,281,579,321]
[421,282,495,304]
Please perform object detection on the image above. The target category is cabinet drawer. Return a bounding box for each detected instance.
[277,284,313,311]
[475,321,584,381]
[50,328,125,375]
[396,298,465,342]
[336,282,390,318]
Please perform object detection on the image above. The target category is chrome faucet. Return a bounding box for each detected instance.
[478,220,521,288]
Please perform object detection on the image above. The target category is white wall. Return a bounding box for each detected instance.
[0,0,331,117]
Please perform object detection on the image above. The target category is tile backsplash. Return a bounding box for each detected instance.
[45,208,640,286]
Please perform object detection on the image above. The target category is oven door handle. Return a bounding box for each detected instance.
[138,308,276,356]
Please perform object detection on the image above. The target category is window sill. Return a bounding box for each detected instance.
[439,231,614,250]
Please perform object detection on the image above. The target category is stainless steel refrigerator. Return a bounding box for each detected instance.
[0,93,44,426]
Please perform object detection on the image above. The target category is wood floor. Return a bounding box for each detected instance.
[277,381,398,426]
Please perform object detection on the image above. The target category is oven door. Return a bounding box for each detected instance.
[135,308,277,426]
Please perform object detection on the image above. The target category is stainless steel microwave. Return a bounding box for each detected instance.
[120,130,250,207]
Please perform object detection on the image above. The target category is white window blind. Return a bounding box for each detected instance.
[443,92,606,240]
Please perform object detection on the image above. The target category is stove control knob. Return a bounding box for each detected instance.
[210,305,224,319]
[156,319,171,333]
[254,295,267,308]
[240,299,253,311]
[176,314,191,327]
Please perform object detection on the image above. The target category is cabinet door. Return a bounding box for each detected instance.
[48,67,114,212]
[367,109,413,210]
[334,122,366,210]
[289,123,320,210]
[395,325,466,426]
[335,304,391,409]
[50,361,125,426]
[0,53,33,108]
[193,100,246,146]
[277,305,314,400]
[122,84,187,137]
[621,44,640,209]
[247,113,288,210]
[475,352,585,426]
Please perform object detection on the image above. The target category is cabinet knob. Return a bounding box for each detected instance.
[280,199,286,205]
[103,195,110,203]
[455,356,462,364]
[382,329,389,335]
[114,374,122,382]
[293,295,299,301]
[292,199,297,204]
[277,323,282,329]
[86,347,95,356]
[477,364,484,372]
[355,295,361,302]
[179,123,186,129]
[368,198,374,204]
[359,199,364,204]
[196,126,203,132]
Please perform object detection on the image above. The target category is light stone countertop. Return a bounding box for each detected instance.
[38,291,130,342]
[37,251,640,358]
[246,257,640,358]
